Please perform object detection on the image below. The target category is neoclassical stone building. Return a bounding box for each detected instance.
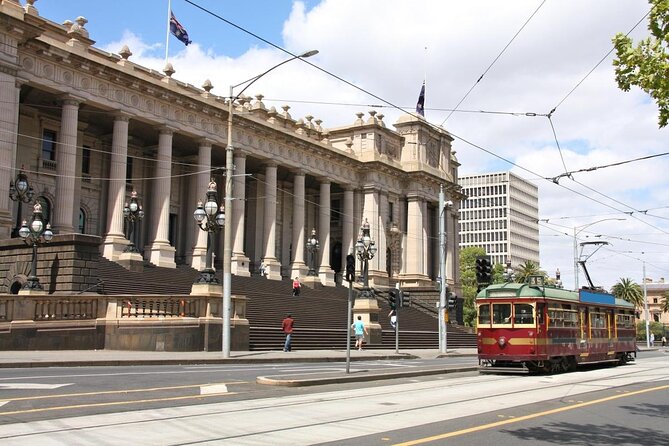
[0,1,462,294]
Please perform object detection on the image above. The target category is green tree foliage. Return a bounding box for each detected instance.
[612,0,669,127]
[661,291,669,313]
[636,320,665,341]
[459,246,486,327]
[513,260,546,284]
[611,277,644,307]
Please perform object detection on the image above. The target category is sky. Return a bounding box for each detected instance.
[36,0,668,291]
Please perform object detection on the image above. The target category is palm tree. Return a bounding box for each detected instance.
[610,278,643,308]
[514,260,546,283]
[661,291,669,314]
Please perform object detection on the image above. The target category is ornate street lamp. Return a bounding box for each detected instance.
[122,190,144,253]
[355,218,377,298]
[306,228,319,276]
[18,202,53,291]
[193,180,225,284]
[9,168,34,238]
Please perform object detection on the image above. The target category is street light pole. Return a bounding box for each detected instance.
[123,191,144,253]
[222,50,318,358]
[194,180,225,284]
[306,228,319,276]
[18,202,53,291]
[9,169,34,238]
[572,218,624,290]
[355,218,377,298]
[438,185,453,354]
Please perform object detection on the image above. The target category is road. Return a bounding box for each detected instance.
[0,351,666,445]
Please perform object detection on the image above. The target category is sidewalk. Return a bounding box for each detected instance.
[0,348,477,369]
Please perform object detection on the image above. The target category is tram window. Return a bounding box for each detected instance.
[514,303,534,324]
[492,303,512,324]
[536,303,545,324]
[590,312,606,329]
[616,313,634,329]
[478,304,491,325]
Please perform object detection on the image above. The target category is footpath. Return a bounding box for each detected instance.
[0,348,480,387]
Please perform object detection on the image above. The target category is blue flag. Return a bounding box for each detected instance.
[415,82,425,117]
[170,11,192,46]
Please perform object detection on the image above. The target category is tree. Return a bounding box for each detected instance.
[611,278,644,308]
[612,0,669,128]
[513,260,546,284]
[661,290,669,313]
[459,246,486,327]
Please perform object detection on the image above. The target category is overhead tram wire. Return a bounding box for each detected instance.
[549,151,669,184]
[440,0,547,126]
[183,1,669,240]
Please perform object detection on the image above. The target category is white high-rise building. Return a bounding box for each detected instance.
[458,172,539,267]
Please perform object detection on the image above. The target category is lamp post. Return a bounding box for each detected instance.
[122,191,144,253]
[9,169,34,238]
[573,218,624,290]
[194,180,225,284]
[222,49,318,357]
[18,202,53,291]
[355,218,377,298]
[438,183,454,353]
[306,228,319,276]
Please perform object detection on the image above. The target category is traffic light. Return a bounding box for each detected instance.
[448,292,457,309]
[345,254,355,282]
[400,291,411,307]
[475,255,493,284]
[388,289,397,310]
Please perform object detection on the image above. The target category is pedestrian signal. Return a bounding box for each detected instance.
[475,255,493,284]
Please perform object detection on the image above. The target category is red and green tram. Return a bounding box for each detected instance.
[476,276,636,374]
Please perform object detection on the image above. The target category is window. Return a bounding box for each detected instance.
[42,130,57,161]
[82,146,91,175]
[477,303,491,326]
[492,303,512,324]
[126,155,134,182]
[79,208,86,234]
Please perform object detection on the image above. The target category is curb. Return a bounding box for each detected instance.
[257,365,478,387]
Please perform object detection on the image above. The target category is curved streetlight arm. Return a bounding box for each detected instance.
[230,50,318,101]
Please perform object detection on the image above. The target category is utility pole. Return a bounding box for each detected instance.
[643,260,650,348]
[438,186,453,354]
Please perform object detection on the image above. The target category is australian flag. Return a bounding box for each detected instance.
[170,11,192,46]
[415,82,425,117]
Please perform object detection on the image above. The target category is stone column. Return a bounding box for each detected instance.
[231,151,250,276]
[53,98,80,234]
[362,186,380,286]
[290,170,307,279]
[377,191,389,282]
[402,195,429,285]
[148,127,176,268]
[341,186,355,272]
[0,77,20,238]
[191,139,212,270]
[262,162,281,279]
[103,113,130,261]
[318,179,335,286]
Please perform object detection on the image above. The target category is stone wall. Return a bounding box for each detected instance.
[0,234,101,294]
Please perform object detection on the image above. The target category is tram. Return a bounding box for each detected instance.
[476,275,636,374]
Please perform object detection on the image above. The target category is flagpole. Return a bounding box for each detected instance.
[165,0,171,65]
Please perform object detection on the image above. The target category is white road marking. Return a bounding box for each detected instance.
[200,384,228,395]
[0,383,73,390]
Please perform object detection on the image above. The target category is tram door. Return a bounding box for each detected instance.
[579,307,589,354]
[536,302,546,357]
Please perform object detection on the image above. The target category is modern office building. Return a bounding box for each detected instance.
[458,171,539,267]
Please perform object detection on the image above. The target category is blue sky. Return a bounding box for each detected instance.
[32,1,669,289]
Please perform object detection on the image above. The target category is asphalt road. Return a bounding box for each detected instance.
[0,351,666,445]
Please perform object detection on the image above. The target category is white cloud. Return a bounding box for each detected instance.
[99,0,669,290]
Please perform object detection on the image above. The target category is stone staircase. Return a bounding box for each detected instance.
[97,258,476,350]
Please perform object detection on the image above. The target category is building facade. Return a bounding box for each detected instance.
[458,171,539,267]
[0,2,463,294]
[640,278,669,325]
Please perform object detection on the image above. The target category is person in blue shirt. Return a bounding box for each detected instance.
[351,315,368,351]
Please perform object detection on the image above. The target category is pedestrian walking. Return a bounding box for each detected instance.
[650,332,655,347]
[292,276,301,296]
[282,313,294,352]
[388,309,397,330]
[259,261,267,277]
[351,315,368,351]
[662,335,666,347]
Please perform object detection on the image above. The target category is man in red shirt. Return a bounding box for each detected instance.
[282,314,294,352]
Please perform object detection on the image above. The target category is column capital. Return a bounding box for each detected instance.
[233,150,248,160]
[291,168,306,177]
[317,176,331,185]
[58,94,84,107]
[157,125,176,136]
[263,161,278,169]
[112,111,132,122]
[342,185,356,192]
[197,137,214,148]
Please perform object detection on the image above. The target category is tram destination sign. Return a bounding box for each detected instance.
[579,290,615,305]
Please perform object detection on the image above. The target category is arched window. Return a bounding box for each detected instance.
[79,208,86,234]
